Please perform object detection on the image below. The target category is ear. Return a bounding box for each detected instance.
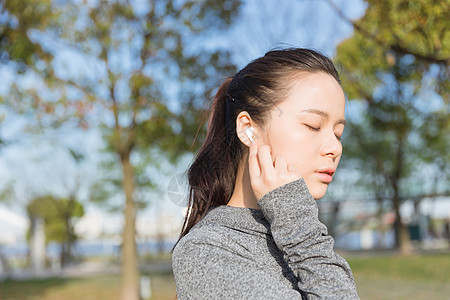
[236,111,258,147]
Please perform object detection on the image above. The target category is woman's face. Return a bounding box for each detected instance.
[258,72,346,199]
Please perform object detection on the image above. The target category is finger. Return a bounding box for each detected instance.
[248,137,261,179]
[274,155,287,172]
[258,145,276,176]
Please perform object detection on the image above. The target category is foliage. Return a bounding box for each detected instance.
[335,0,449,252]
[26,195,84,245]
[330,0,449,78]
[335,0,449,196]
[44,0,241,209]
[0,0,54,69]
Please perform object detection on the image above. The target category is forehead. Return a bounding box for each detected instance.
[277,72,345,117]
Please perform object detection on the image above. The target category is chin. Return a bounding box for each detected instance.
[307,184,329,200]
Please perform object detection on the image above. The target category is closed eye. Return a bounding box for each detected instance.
[305,124,319,131]
[305,124,343,141]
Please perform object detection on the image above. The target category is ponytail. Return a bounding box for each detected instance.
[171,77,243,252]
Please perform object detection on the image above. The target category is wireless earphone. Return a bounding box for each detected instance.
[244,127,254,144]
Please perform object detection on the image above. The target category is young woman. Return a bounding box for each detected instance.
[171,48,360,299]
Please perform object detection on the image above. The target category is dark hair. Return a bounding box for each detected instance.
[171,48,340,252]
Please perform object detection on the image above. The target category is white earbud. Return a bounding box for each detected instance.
[244,127,254,144]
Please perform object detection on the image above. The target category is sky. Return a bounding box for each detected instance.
[1,0,448,244]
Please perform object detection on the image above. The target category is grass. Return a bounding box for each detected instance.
[1,253,448,300]
[347,253,450,300]
[0,271,176,300]
[0,276,121,300]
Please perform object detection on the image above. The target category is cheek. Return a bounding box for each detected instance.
[336,148,342,166]
[267,128,316,169]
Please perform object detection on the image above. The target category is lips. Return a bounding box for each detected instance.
[315,167,335,183]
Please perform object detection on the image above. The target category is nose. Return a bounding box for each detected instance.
[319,131,342,159]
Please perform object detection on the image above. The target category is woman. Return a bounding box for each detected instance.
[171,48,360,299]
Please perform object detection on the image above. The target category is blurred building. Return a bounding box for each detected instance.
[318,196,450,250]
[0,206,28,245]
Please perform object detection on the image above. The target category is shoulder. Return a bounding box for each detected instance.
[171,214,255,274]
[172,206,239,259]
[172,223,228,261]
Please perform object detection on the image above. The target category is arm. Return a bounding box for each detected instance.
[257,177,360,300]
[172,237,303,300]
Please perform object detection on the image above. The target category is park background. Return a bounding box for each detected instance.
[0,0,449,299]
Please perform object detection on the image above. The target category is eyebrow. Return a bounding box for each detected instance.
[301,108,346,126]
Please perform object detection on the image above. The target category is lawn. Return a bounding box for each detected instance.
[0,270,176,300]
[347,253,450,300]
[0,253,448,300]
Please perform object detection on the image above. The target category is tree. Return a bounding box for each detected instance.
[0,1,241,299]
[0,144,92,268]
[326,0,450,67]
[65,2,240,299]
[26,195,85,267]
[335,0,449,254]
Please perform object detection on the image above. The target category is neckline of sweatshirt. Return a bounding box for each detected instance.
[193,205,271,239]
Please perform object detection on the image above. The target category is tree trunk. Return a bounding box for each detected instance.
[60,244,66,268]
[66,199,75,266]
[375,197,386,249]
[120,153,140,300]
[392,134,412,255]
[392,198,412,255]
[61,214,72,267]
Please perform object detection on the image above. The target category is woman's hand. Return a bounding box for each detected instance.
[248,138,303,202]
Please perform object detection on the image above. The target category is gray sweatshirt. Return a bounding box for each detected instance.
[171,178,360,299]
